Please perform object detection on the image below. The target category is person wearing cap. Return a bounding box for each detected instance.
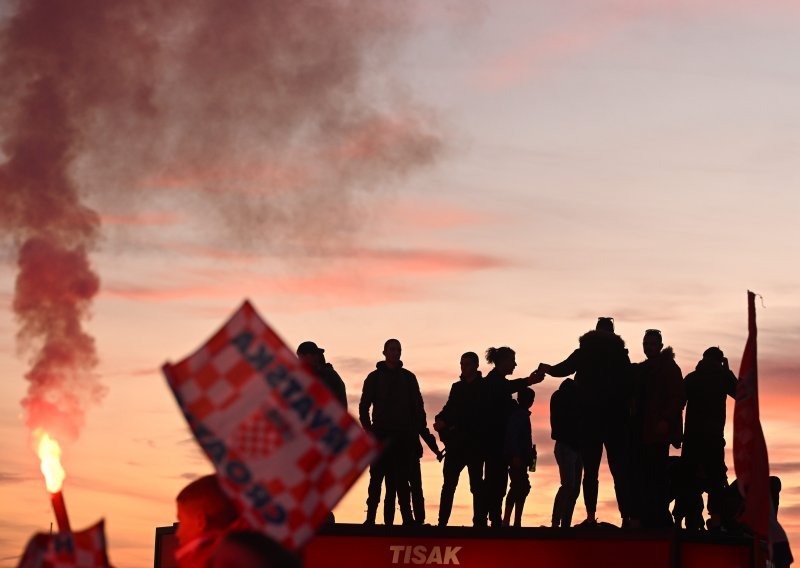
[535,317,634,527]
[296,341,347,408]
[681,346,738,530]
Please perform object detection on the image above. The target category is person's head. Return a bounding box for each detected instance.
[296,341,324,369]
[485,346,516,375]
[643,329,663,360]
[770,475,782,512]
[460,351,480,378]
[702,346,725,365]
[596,317,615,333]
[517,387,535,409]
[175,475,238,547]
[210,530,300,568]
[383,339,402,367]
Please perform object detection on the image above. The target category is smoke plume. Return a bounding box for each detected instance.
[0,0,441,439]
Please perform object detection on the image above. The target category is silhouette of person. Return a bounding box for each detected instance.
[503,388,536,527]
[630,329,685,528]
[768,476,794,568]
[681,346,738,530]
[359,339,426,525]
[410,424,444,524]
[550,377,583,528]
[482,346,544,528]
[537,317,634,527]
[384,414,443,525]
[434,352,486,527]
[175,475,239,568]
[210,530,300,568]
[296,341,347,407]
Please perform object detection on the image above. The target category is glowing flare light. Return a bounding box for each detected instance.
[34,429,71,532]
[35,429,65,493]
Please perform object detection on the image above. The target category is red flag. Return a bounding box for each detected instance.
[17,520,110,568]
[733,291,782,553]
[163,300,379,550]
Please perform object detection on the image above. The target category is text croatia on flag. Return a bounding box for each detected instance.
[162,300,378,550]
[17,520,110,568]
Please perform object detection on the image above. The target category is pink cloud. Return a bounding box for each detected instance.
[385,200,498,230]
[139,161,310,194]
[102,246,510,308]
[99,212,184,227]
[473,1,800,92]
[474,10,628,91]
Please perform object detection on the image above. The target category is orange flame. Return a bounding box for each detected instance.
[34,429,65,493]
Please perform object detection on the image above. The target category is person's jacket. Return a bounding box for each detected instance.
[318,363,348,407]
[482,367,530,449]
[435,372,485,453]
[683,359,737,447]
[548,329,632,421]
[632,347,685,447]
[504,402,534,463]
[550,378,582,449]
[359,361,425,435]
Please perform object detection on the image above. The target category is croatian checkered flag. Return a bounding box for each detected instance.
[17,520,110,568]
[163,300,378,550]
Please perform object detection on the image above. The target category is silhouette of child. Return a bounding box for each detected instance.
[503,388,536,527]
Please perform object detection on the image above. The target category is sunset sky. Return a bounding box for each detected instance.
[1,1,799,565]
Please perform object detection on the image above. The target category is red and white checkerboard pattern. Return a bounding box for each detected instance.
[18,520,110,568]
[232,410,286,459]
[163,300,379,550]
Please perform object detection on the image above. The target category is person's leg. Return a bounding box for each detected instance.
[509,464,530,527]
[644,442,672,528]
[705,442,729,529]
[438,453,464,527]
[409,458,425,524]
[563,444,583,527]
[383,475,396,526]
[552,442,568,527]
[365,458,386,524]
[580,439,603,522]
[680,452,705,530]
[466,454,486,527]
[484,451,508,527]
[391,437,415,525]
[604,422,634,524]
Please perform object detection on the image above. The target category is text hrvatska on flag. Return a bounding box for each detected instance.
[162,300,379,550]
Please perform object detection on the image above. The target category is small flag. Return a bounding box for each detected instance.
[163,300,378,550]
[17,520,110,568]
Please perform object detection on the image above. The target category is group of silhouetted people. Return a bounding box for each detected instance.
[171,319,791,567]
[353,317,747,532]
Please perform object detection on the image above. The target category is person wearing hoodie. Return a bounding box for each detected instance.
[481,346,544,527]
[296,341,347,407]
[681,346,738,530]
[631,329,685,528]
[359,338,426,525]
[536,317,634,527]
[434,352,486,527]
